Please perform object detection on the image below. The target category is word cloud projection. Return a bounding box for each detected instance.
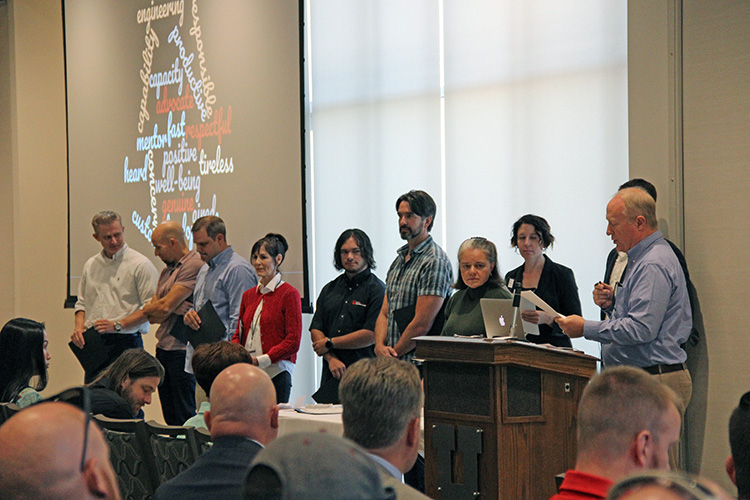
[65,0,305,300]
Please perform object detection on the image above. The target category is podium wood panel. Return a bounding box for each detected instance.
[416,337,597,500]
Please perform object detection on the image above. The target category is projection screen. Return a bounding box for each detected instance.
[63,0,309,309]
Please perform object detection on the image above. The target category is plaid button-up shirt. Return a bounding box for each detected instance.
[385,236,453,362]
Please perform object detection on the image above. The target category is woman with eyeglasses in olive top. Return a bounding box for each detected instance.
[505,214,581,348]
[0,318,52,407]
[441,237,512,337]
[232,233,302,404]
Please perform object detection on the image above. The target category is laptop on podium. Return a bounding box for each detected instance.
[479,298,517,338]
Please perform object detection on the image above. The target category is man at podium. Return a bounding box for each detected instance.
[556,188,692,416]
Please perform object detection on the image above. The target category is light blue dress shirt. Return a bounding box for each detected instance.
[583,231,691,367]
[185,246,257,372]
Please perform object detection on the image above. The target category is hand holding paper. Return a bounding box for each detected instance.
[520,290,566,319]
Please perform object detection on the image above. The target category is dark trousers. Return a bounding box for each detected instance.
[156,348,196,425]
[271,371,292,404]
[84,333,143,384]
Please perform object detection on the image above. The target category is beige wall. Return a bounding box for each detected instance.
[4,0,75,397]
[629,0,749,492]
[682,0,750,492]
[0,2,15,321]
[1,0,166,419]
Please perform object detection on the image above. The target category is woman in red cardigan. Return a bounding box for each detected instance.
[232,233,302,403]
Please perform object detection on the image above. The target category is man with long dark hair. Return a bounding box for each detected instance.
[309,229,385,402]
[86,348,165,419]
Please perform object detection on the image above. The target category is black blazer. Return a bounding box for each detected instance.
[505,255,581,346]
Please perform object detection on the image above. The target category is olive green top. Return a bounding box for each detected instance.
[441,282,512,337]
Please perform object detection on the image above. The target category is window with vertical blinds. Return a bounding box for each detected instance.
[306,0,628,356]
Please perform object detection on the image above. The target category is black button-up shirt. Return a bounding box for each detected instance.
[310,268,385,379]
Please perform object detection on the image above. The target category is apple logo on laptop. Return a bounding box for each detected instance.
[498,315,506,327]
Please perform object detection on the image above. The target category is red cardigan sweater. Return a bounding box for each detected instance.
[231,282,302,364]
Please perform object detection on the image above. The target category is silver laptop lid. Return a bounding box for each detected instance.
[479,298,515,338]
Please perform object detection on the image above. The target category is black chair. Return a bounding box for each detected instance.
[555,472,566,492]
[194,426,213,455]
[0,402,22,425]
[45,386,86,406]
[145,420,201,484]
[94,414,160,500]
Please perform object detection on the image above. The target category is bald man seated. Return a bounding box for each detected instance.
[153,363,279,500]
[0,402,121,500]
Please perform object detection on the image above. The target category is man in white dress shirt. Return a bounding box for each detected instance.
[71,211,158,382]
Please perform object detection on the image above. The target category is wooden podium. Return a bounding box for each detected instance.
[415,337,597,500]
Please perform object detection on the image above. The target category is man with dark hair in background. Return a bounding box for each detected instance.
[309,228,385,402]
[72,210,158,382]
[727,391,750,500]
[142,220,204,425]
[551,366,681,500]
[374,190,452,363]
[84,348,165,419]
[373,190,451,491]
[183,216,257,404]
[183,341,253,430]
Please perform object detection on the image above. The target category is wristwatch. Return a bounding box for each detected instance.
[325,338,334,350]
[114,321,122,332]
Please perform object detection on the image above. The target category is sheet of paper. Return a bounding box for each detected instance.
[519,297,540,335]
[295,404,343,415]
[520,290,566,319]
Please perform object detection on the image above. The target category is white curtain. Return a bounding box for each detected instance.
[306,0,628,358]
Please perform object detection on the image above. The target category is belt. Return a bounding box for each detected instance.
[642,362,686,375]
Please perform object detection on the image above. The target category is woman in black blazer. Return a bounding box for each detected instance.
[505,214,581,347]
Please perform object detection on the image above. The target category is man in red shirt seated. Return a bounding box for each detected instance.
[551,366,681,500]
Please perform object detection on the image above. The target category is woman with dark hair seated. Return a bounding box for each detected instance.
[442,237,512,337]
[0,318,52,407]
[505,214,581,348]
[232,233,302,404]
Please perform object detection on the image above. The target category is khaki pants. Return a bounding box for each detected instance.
[651,368,693,470]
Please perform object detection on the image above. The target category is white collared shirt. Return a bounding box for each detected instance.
[366,452,403,481]
[246,273,294,377]
[74,243,158,334]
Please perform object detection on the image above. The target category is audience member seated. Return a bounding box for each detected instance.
[727,391,750,500]
[441,237,511,336]
[244,432,398,500]
[0,318,52,408]
[184,341,253,430]
[339,357,430,499]
[85,348,164,419]
[154,363,279,500]
[551,366,681,500]
[605,470,732,500]
[232,233,302,403]
[505,214,582,347]
[0,401,122,500]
